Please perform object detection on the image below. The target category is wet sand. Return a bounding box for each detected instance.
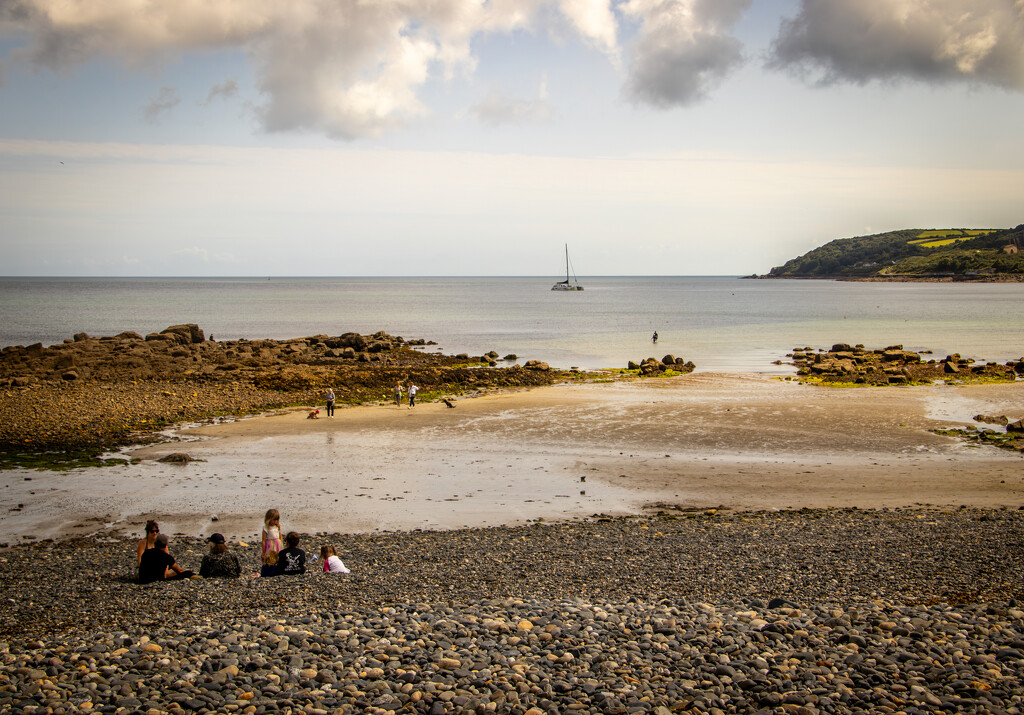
[2,374,1022,543]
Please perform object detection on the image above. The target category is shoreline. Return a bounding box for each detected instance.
[3,373,1022,545]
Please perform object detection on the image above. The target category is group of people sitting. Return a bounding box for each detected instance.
[260,508,351,576]
[135,508,350,584]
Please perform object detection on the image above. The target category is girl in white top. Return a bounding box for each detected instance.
[320,544,351,573]
[262,508,283,556]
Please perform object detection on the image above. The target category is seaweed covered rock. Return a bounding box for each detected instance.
[791,344,1018,385]
[0,327,571,452]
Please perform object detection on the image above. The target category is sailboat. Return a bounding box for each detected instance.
[551,244,584,291]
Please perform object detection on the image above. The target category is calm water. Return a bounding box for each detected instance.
[1,277,1022,372]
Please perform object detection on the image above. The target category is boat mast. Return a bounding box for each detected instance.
[565,243,570,283]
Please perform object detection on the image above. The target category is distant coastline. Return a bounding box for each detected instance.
[758,225,1024,281]
[746,273,1024,282]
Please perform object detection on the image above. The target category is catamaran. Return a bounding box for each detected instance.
[551,244,584,291]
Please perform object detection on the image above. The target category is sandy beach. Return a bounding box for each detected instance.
[3,373,1021,544]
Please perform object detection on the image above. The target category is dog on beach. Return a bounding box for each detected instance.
[307,409,320,419]
[442,398,455,408]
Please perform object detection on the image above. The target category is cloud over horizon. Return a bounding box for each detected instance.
[770,0,1024,90]
[2,0,1024,140]
[621,0,751,107]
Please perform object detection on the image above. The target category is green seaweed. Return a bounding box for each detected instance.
[933,427,1024,454]
[0,451,141,471]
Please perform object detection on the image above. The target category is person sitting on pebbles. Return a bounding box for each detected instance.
[320,544,351,573]
[138,533,194,584]
[199,533,241,578]
[136,520,160,565]
[277,532,306,575]
[257,549,279,577]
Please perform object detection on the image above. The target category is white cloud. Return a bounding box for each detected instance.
[204,79,238,104]
[469,75,553,126]
[558,0,620,58]
[0,0,536,139]
[770,0,1024,90]
[0,0,768,138]
[620,0,752,107]
[143,86,180,122]
[174,246,211,262]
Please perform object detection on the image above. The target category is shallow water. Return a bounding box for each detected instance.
[2,276,1022,371]
[3,377,1022,544]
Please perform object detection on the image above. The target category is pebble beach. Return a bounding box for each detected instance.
[2,508,1023,714]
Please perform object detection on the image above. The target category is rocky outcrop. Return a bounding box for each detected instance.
[0,327,572,452]
[626,355,696,376]
[790,344,1021,385]
[0,326,434,387]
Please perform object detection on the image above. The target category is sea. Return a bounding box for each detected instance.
[1,276,1022,373]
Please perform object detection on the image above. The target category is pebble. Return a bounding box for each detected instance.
[1,508,1022,713]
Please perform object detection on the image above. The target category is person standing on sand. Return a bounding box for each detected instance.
[324,387,335,417]
[408,383,419,408]
[652,331,658,344]
[136,520,159,565]
[138,533,194,583]
[394,381,403,408]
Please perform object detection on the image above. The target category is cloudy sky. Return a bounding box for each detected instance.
[1,0,1022,277]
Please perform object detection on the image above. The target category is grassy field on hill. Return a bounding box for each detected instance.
[762,225,1023,279]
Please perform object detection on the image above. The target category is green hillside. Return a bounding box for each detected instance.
[764,225,1024,279]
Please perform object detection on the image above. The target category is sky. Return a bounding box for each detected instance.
[1,0,1022,277]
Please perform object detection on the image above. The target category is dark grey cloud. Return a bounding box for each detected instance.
[621,0,752,108]
[770,0,1024,90]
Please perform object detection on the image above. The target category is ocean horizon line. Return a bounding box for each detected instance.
[0,274,747,280]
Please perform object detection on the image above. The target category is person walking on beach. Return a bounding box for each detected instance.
[652,331,658,344]
[199,533,241,578]
[394,381,403,408]
[408,383,419,408]
[262,509,283,556]
[324,388,335,417]
[138,533,194,583]
[278,532,307,575]
[136,520,160,565]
